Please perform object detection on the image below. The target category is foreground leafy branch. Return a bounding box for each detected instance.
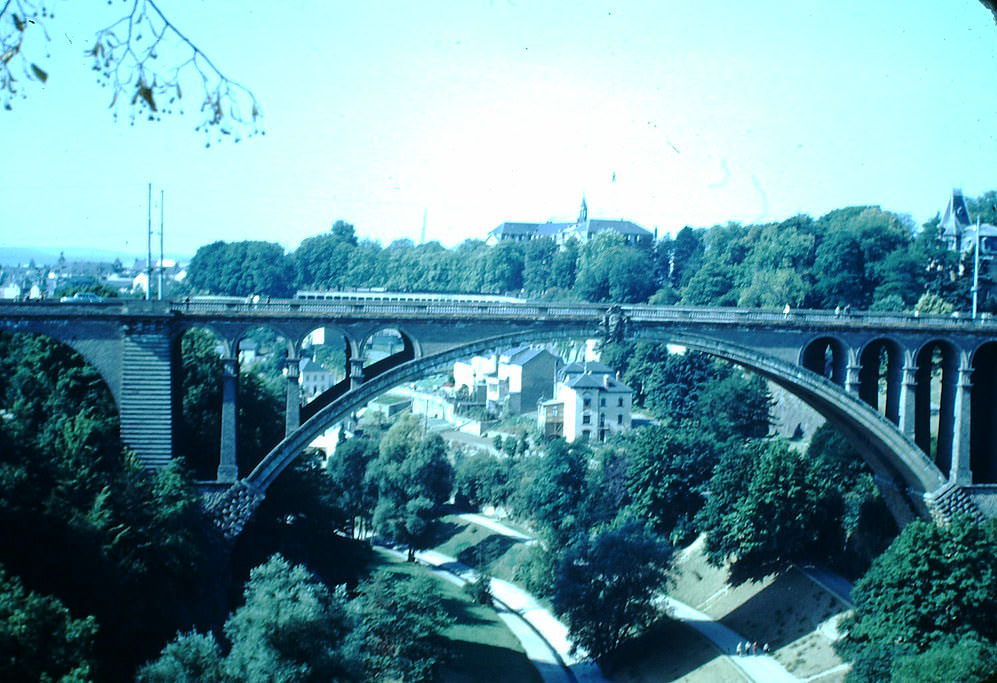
[1,0,261,143]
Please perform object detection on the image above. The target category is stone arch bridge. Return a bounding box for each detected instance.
[2,298,996,536]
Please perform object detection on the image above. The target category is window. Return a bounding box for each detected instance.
[583,396,592,409]
[581,430,590,440]
[582,414,591,425]
[600,397,606,407]
[617,414,623,425]
[617,397,624,407]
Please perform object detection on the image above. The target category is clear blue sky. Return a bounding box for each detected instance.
[2,0,996,258]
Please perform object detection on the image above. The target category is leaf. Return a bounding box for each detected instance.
[30,64,47,83]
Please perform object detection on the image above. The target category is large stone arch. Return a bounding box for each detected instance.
[0,320,124,407]
[223,326,946,536]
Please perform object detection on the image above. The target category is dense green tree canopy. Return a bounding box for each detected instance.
[553,520,673,659]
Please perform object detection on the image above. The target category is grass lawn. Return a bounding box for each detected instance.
[369,548,541,683]
[605,618,748,683]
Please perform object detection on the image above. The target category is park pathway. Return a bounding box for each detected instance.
[456,513,801,683]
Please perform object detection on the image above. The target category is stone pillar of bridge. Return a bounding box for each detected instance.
[119,321,176,469]
[914,355,933,456]
[936,352,959,476]
[845,349,862,396]
[897,351,918,438]
[950,352,973,484]
[285,356,301,436]
[218,356,239,483]
[885,348,902,425]
[349,357,365,389]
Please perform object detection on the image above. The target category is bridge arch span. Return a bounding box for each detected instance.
[359,325,423,360]
[800,335,849,385]
[228,325,945,535]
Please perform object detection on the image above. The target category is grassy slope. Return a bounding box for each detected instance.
[369,548,541,683]
[430,517,853,682]
[669,537,850,680]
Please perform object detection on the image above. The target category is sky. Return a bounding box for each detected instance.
[2,0,997,260]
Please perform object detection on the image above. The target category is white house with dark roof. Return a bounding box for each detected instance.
[539,361,633,442]
[299,357,335,401]
[487,198,653,247]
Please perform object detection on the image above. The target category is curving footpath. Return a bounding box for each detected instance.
[411,547,607,683]
[457,513,804,683]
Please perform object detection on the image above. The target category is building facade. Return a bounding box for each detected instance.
[487,198,653,247]
[539,361,633,442]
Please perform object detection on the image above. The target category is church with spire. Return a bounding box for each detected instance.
[486,197,653,247]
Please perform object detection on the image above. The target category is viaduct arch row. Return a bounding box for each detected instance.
[212,323,977,538]
[0,300,994,536]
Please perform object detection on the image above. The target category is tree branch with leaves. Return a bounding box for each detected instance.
[1,0,261,144]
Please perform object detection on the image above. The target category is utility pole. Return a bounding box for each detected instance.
[158,190,165,301]
[973,217,981,319]
[146,183,152,301]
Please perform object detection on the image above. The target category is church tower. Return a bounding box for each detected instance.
[578,196,588,224]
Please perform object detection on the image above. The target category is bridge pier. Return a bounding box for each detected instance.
[284,356,301,436]
[119,322,175,469]
[218,356,239,482]
[349,357,364,390]
[950,354,973,484]
[898,353,918,438]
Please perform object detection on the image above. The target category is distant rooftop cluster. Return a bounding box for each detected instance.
[0,252,186,300]
[487,197,654,247]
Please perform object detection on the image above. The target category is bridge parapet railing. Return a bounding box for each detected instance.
[160,299,997,330]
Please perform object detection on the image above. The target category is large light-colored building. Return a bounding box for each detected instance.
[487,198,653,247]
[539,361,632,443]
[454,346,562,415]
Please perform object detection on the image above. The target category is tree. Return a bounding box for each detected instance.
[552,520,672,659]
[0,331,218,679]
[186,241,294,296]
[839,517,997,666]
[294,221,360,290]
[1,1,261,143]
[353,572,454,682]
[697,440,843,579]
[326,437,379,538]
[137,631,226,683]
[0,565,97,682]
[518,438,590,545]
[890,635,997,683]
[454,452,513,509]
[811,231,868,308]
[621,424,720,543]
[223,554,355,682]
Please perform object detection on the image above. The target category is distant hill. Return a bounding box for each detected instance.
[0,247,189,266]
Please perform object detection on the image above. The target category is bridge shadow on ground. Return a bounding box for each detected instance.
[456,534,521,569]
[603,616,735,681]
[718,568,848,673]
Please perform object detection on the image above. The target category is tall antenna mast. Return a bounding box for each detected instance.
[146,183,152,301]
[159,190,165,301]
[420,209,427,245]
